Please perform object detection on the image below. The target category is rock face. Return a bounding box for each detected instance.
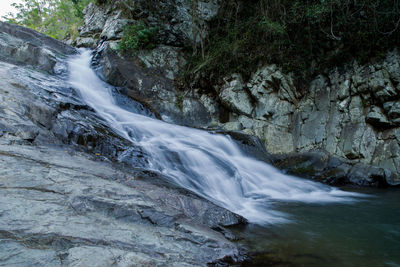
[77,0,220,47]
[0,22,246,266]
[217,52,400,186]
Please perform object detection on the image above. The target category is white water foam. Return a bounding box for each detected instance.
[68,50,364,224]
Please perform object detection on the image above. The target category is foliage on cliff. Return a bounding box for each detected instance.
[184,0,400,89]
[2,0,91,40]
[119,22,158,55]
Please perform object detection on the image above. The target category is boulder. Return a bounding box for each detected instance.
[219,74,253,116]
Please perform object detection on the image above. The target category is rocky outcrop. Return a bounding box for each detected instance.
[0,21,75,72]
[70,0,222,127]
[0,22,246,265]
[218,52,400,186]
[76,0,220,48]
[91,42,214,126]
[0,144,243,266]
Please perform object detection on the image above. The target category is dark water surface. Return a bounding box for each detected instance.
[236,188,400,267]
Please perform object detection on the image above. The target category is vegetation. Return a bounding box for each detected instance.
[183,0,400,90]
[118,22,158,56]
[2,0,92,40]
[93,0,109,5]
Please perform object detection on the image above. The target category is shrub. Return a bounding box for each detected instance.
[2,0,91,40]
[94,0,109,5]
[182,0,400,91]
[118,22,158,56]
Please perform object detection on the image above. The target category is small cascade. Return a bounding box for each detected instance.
[68,50,364,224]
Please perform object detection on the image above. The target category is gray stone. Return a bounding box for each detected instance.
[219,74,253,116]
[75,37,97,48]
[138,45,186,80]
[370,69,398,103]
[221,121,242,131]
[79,2,107,37]
[337,79,350,100]
[182,95,212,127]
[100,12,132,41]
[0,22,75,72]
[339,123,376,161]
[348,96,364,122]
[387,102,400,121]
[248,65,298,104]
[258,124,294,154]
[77,0,220,46]
[0,144,242,266]
[365,106,391,127]
[199,94,220,125]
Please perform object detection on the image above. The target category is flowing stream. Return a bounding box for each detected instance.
[68,50,364,224]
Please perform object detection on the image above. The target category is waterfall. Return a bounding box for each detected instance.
[68,50,364,224]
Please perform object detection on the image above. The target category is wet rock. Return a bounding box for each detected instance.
[91,41,215,127]
[272,152,329,180]
[272,152,390,187]
[347,164,386,187]
[92,41,182,123]
[0,22,75,72]
[215,130,272,164]
[0,144,244,266]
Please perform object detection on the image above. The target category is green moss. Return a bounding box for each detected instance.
[176,93,184,111]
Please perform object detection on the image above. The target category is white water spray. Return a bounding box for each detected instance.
[68,50,363,224]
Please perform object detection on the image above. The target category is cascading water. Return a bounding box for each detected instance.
[68,50,364,224]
